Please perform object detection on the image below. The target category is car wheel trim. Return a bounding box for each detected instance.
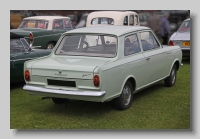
[47,43,54,49]
[171,68,176,84]
[122,85,131,106]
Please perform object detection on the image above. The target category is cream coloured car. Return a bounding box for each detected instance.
[86,11,140,27]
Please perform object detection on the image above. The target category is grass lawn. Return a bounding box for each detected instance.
[10,58,190,129]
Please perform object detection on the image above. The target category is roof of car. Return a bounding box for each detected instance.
[23,16,70,20]
[65,25,150,36]
[87,11,138,18]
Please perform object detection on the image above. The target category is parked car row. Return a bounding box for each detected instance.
[10,10,188,110]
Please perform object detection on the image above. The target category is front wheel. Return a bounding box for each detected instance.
[113,81,133,110]
[47,42,55,49]
[164,64,177,87]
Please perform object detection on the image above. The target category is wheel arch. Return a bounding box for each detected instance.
[120,75,136,94]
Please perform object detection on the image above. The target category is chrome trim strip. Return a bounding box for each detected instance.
[13,57,38,62]
[23,85,106,96]
[103,58,144,71]
[31,33,63,39]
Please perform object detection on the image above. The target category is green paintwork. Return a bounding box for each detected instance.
[10,28,74,49]
[10,49,52,83]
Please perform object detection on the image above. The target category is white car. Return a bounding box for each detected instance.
[86,11,140,27]
[168,18,190,57]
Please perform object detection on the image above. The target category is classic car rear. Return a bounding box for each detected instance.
[168,18,190,57]
[10,32,52,83]
[10,16,75,49]
[23,26,182,110]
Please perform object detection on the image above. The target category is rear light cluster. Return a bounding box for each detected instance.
[24,70,30,81]
[29,32,34,45]
[93,75,100,87]
[169,40,174,46]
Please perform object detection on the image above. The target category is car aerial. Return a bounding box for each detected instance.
[86,11,140,27]
[23,25,182,110]
[10,16,75,49]
[10,32,52,83]
[168,18,190,57]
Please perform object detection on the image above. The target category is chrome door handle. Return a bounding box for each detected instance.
[166,52,171,54]
[146,57,150,61]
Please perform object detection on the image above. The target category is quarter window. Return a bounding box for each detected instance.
[53,20,63,29]
[124,34,141,56]
[63,19,73,29]
[139,31,160,51]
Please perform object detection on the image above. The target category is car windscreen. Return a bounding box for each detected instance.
[55,34,117,58]
[10,38,29,53]
[91,18,114,25]
[18,20,48,29]
[177,20,190,33]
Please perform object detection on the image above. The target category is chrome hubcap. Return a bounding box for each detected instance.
[122,85,131,106]
[47,44,54,49]
[171,69,176,84]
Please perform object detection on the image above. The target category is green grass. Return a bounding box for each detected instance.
[10,58,190,129]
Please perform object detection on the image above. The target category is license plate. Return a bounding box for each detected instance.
[182,41,190,46]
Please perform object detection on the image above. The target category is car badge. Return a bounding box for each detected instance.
[55,70,67,76]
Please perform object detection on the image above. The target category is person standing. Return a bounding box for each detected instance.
[147,11,161,40]
[160,12,171,45]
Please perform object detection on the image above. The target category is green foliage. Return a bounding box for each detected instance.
[10,58,190,129]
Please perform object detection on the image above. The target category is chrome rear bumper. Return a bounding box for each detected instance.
[23,85,106,97]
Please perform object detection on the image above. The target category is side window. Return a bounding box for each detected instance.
[63,19,73,29]
[53,20,63,29]
[124,34,141,56]
[139,31,160,51]
[123,16,128,25]
[129,15,134,26]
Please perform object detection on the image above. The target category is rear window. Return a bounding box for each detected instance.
[91,17,114,25]
[18,20,48,29]
[55,34,117,58]
[177,20,190,32]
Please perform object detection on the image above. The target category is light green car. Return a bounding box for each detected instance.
[23,26,182,110]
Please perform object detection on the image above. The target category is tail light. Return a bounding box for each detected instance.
[29,32,34,45]
[93,75,100,87]
[169,40,174,46]
[24,70,30,81]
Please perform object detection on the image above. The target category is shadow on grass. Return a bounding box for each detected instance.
[39,82,165,116]
[10,81,25,90]
[182,57,190,64]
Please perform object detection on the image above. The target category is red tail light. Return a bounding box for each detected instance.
[29,32,33,44]
[93,75,100,87]
[24,70,30,81]
[169,40,174,46]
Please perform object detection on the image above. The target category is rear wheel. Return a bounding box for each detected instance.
[164,64,177,87]
[47,42,55,49]
[52,98,69,104]
[113,81,133,110]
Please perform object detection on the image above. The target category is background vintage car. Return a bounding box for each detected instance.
[23,26,182,110]
[168,18,190,57]
[86,11,140,27]
[10,32,52,83]
[10,16,75,49]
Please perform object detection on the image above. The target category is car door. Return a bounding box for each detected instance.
[10,38,39,82]
[138,31,166,85]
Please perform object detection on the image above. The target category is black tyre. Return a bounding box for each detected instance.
[164,64,177,87]
[52,98,69,104]
[113,81,133,110]
[47,42,55,49]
